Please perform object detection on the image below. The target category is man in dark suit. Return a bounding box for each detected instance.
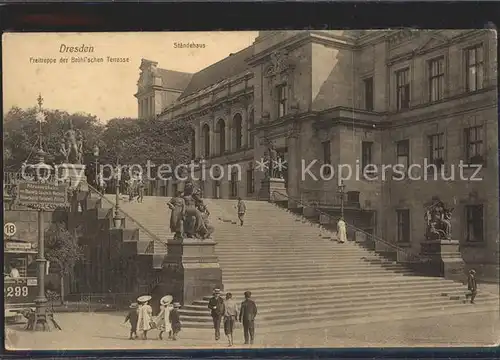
[239,291,258,345]
[208,288,225,340]
[466,269,478,304]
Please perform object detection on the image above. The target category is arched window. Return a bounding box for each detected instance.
[191,128,196,159]
[233,114,243,150]
[248,109,255,148]
[202,124,210,157]
[216,119,226,155]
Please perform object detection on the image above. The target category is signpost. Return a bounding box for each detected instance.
[14,180,68,331]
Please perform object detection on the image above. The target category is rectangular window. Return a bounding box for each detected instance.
[396,140,410,171]
[364,77,374,111]
[396,68,410,110]
[465,45,484,92]
[397,209,410,243]
[465,126,484,164]
[322,141,331,164]
[230,172,238,198]
[465,205,484,242]
[362,141,374,170]
[429,57,445,102]
[277,85,288,118]
[246,167,254,195]
[322,141,331,176]
[428,133,445,168]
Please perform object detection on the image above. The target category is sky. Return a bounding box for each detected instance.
[3,32,258,122]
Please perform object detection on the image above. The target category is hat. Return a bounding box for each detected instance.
[137,295,152,303]
[129,303,138,309]
[469,269,476,274]
[173,302,181,308]
[213,288,221,294]
[160,295,173,305]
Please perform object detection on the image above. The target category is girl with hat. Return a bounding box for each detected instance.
[156,295,174,340]
[124,303,139,340]
[169,302,182,340]
[137,295,153,339]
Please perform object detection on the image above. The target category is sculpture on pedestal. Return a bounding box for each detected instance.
[424,198,453,240]
[168,180,214,240]
[60,120,83,164]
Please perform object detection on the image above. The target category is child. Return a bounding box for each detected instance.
[466,269,478,304]
[170,302,182,340]
[124,303,139,339]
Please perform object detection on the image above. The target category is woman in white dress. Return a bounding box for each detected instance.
[137,295,153,339]
[337,217,347,243]
[156,295,174,340]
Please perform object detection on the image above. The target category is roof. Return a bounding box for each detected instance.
[179,45,254,99]
[157,68,193,91]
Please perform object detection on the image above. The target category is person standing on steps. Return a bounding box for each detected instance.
[466,269,478,304]
[239,291,257,345]
[223,292,238,347]
[208,288,225,341]
[236,197,246,226]
[337,217,347,243]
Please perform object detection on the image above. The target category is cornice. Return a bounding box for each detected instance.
[160,73,253,116]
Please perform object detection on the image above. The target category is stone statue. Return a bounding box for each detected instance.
[63,120,83,164]
[269,144,278,178]
[425,198,453,240]
[168,191,185,239]
[169,180,214,240]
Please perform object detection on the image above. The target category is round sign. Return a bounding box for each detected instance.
[4,223,17,237]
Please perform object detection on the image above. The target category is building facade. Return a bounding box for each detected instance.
[137,30,499,279]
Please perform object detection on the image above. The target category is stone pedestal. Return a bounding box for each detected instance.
[420,240,465,280]
[159,237,222,306]
[57,163,87,190]
[258,177,287,202]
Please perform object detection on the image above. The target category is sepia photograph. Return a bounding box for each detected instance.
[2,30,499,351]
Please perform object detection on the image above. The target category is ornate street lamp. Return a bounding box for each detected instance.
[337,180,346,219]
[93,145,99,189]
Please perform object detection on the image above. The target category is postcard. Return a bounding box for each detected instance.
[3,30,499,350]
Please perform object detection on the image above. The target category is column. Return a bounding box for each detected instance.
[225,119,231,153]
[194,124,200,158]
[286,133,300,207]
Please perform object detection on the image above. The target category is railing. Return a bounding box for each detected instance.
[86,183,168,255]
[300,189,360,208]
[273,190,429,264]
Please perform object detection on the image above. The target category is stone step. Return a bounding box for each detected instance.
[184,287,475,311]
[219,264,405,274]
[179,298,499,327]
[197,280,464,300]
[221,269,414,281]
[180,300,499,329]
[180,291,493,317]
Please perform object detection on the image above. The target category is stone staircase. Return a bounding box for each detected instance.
[101,196,498,329]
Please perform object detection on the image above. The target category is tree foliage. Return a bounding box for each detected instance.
[4,106,194,171]
[45,222,84,276]
[3,107,103,170]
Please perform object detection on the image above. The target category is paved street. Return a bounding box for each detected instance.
[5,310,499,350]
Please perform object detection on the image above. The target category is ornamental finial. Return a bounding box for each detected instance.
[37,93,44,109]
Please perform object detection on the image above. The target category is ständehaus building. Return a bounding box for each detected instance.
[135,30,499,280]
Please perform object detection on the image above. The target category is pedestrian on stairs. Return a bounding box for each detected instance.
[466,269,478,304]
[236,197,246,226]
[239,291,257,345]
[223,292,238,347]
[337,217,347,243]
[208,288,225,341]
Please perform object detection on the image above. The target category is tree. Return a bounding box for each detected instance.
[98,116,193,167]
[45,222,84,304]
[3,106,104,170]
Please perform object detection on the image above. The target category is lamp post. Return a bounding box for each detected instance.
[32,94,50,328]
[113,160,123,229]
[93,145,99,189]
[337,180,346,219]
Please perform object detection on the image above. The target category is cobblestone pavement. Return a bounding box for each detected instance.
[5,310,499,350]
